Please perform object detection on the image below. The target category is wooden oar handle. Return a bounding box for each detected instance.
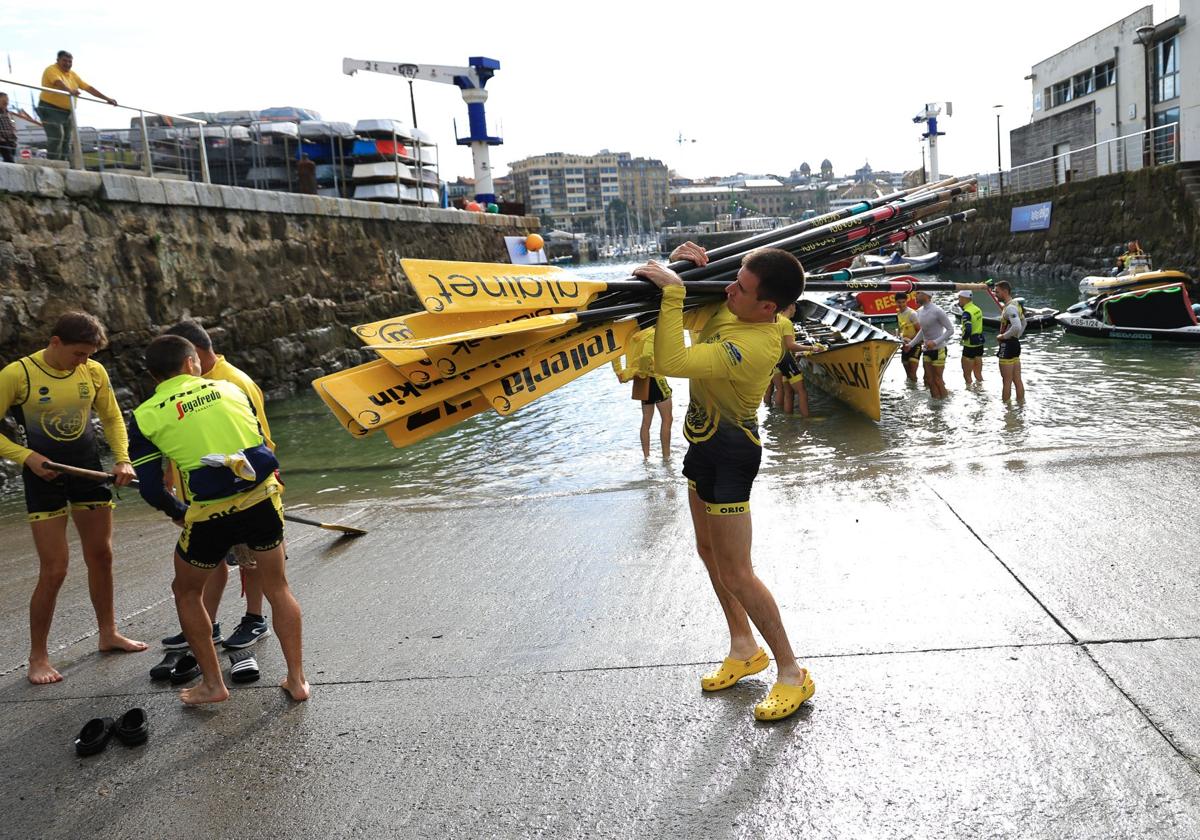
[44,461,116,483]
[44,461,142,488]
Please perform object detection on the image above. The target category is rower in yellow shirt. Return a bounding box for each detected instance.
[634,242,815,722]
[0,312,146,685]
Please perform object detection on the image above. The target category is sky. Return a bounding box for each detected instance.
[1,0,1181,181]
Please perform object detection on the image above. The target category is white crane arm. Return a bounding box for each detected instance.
[342,58,478,86]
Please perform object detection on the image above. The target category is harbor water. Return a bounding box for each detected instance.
[3,260,1199,518]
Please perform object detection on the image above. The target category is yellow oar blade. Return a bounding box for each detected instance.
[382,389,490,448]
[319,333,555,430]
[312,378,374,438]
[380,311,582,350]
[482,320,639,416]
[402,258,607,314]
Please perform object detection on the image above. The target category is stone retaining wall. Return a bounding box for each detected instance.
[0,163,537,407]
[928,164,1200,281]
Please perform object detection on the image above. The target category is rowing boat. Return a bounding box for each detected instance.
[793,298,900,421]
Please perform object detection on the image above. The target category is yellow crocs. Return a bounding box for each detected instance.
[700,648,770,692]
[753,670,815,721]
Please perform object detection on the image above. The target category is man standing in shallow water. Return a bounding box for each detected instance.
[994,280,1026,402]
[634,242,814,722]
[904,290,955,399]
[0,312,147,684]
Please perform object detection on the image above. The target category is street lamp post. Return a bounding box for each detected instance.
[1136,24,1156,167]
[993,104,1004,195]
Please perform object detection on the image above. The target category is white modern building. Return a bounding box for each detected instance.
[1013,2,1196,183]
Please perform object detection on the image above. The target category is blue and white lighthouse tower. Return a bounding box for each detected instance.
[455,57,503,204]
[343,55,504,204]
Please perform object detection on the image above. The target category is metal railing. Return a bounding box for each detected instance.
[1,77,210,182]
[976,122,1180,198]
[2,77,449,206]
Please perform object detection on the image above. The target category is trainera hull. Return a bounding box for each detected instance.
[795,299,900,421]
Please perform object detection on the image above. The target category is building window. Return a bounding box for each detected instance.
[1155,35,1179,103]
[1051,79,1073,108]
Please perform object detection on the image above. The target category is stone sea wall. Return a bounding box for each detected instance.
[0,163,537,407]
[929,164,1200,281]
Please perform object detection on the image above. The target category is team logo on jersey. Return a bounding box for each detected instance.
[78,383,90,399]
[42,409,85,442]
[722,342,743,365]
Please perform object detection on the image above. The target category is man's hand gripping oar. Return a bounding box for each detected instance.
[41,461,368,537]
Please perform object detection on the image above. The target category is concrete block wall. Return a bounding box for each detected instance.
[929,163,1200,280]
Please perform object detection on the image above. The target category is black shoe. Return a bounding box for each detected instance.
[113,708,149,747]
[222,614,270,650]
[74,717,114,757]
[169,653,201,685]
[229,650,260,684]
[150,650,188,681]
[161,623,223,650]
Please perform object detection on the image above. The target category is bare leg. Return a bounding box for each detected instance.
[639,403,654,458]
[1000,364,1014,400]
[934,366,949,398]
[961,358,971,385]
[639,403,654,459]
[1012,359,1025,402]
[792,381,810,418]
[72,507,146,653]
[687,489,757,660]
[243,566,265,616]
[973,357,984,383]
[171,553,228,705]
[250,544,309,701]
[704,504,805,685]
[28,516,69,684]
[656,401,672,460]
[202,558,229,626]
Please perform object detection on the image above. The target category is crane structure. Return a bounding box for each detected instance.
[343,56,502,203]
[912,101,951,182]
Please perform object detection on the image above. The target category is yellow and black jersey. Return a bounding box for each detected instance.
[0,350,128,465]
[653,286,780,444]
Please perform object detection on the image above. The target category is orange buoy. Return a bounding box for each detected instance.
[525,233,545,252]
[466,201,482,212]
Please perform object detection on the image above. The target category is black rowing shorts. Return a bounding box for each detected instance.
[998,338,1022,363]
[776,352,803,380]
[683,421,761,515]
[642,376,671,406]
[177,496,284,569]
[900,344,923,363]
[22,451,114,522]
[962,344,985,359]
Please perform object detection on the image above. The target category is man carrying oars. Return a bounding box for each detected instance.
[633,242,814,722]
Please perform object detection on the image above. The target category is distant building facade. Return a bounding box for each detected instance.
[669,177,825,221]
[508,150,667,231]
[1014,3,1196,183]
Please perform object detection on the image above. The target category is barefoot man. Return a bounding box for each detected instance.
[0,312,146,684]
[634,243,814,721]
[128,335,308,704]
